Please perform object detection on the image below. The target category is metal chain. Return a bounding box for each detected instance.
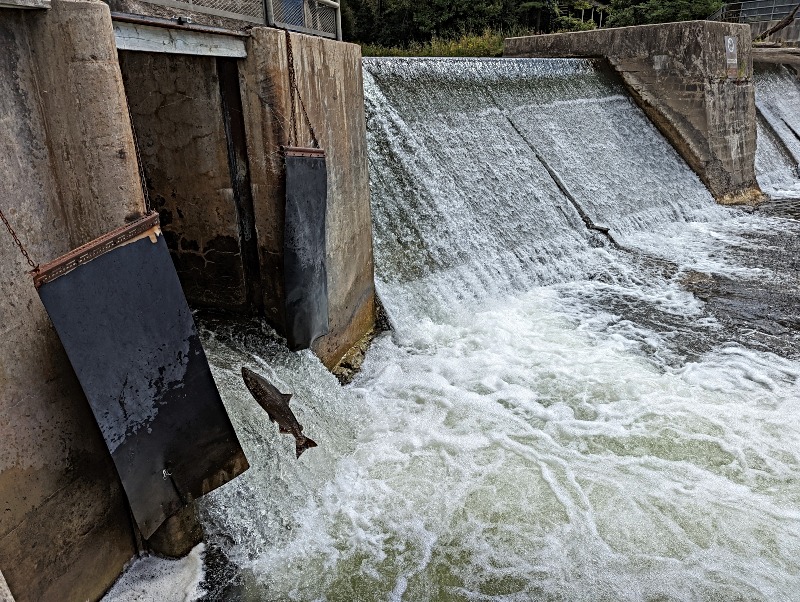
[0,95,149,277]
[284,30,320,149]
[125,94,152,214]
[285,29,300,147]
[0,208,39,272]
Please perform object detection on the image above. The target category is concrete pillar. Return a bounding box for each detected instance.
[505,21,762,204]
[240,29,376,369]
[0,0,145,600]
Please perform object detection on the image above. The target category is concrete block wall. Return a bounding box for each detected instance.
[119,52,254,311]
[0,1,144,600]
[505,21,762,204]
[240,29,376,369]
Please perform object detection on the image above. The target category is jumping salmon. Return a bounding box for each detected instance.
[241,367,318,458]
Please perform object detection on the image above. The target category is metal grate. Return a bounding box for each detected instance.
[138,0,342,38]
[141,0,266,23]
[709,0,799,23]
[268,0,341,39]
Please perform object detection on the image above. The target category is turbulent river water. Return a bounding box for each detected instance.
[755,65,800,200]
[106,59,800,602]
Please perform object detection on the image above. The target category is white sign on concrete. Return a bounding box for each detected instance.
[113,22,247,58]
[725,35,738,78]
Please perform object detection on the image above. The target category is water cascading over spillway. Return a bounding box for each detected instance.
[109,58,800,602]
[754,65,800,198]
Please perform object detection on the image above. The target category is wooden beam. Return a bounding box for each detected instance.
[113,21,246,58]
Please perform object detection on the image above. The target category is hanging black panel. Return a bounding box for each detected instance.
[283,146,330,350]
[34,213,248,539]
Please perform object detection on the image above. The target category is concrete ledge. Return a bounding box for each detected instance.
[753,46,800,69]
[505,21,761,203]
[0,0,50,9]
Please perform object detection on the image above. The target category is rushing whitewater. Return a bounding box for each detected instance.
[109,58,800,601]
[754,65,800,199]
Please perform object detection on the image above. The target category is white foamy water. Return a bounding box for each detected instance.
[102,544,206,602]
[109,58,800,601]
[754,65,800,199]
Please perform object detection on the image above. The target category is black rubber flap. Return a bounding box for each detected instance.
[283,147,330,350]
[35,214,248,539]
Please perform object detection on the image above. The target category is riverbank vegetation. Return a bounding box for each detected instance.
[346,0,725,56]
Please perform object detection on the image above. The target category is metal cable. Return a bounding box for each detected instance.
[125,95,152,213]
[0,208,39,272]
[285,29,320,149]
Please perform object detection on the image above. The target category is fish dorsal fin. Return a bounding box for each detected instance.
[282,393,292,404]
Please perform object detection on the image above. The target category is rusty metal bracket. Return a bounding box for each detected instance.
[34,212,160,288]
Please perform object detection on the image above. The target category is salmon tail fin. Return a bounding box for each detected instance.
[295,436,318,459]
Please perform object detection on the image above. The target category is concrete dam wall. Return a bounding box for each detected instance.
[0,1,374,600]
[108,55,800,600]
[0,5,797,601]
[754,64,800,198]
[0,2,146,600]
[505,21,761,205]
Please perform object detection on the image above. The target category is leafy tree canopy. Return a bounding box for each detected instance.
[606,0,724,27]
[343,0,726,47]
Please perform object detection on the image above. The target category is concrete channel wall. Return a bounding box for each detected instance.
[0,1,144,600]
[1,2,376,599]
[505,21,762,204]
[117,28,376,368]
[240,28,376,369]
[751,17,800,46]
[120,52,255,311]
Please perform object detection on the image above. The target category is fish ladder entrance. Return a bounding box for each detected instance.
[119,49,262,315]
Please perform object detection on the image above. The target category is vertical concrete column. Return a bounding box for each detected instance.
[505,21,762,204]
[240,29,376,369]
[26,0,146,243]
[0,1,145,600]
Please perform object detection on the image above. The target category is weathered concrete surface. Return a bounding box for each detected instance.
[119,51,251,310]
[505,21,761,204]
[0,1,145,600]
[753,46,800,69]
[0,0,50,8]
[751,18,800,46]
[0,570,14,602]
[105,0,257,31]
[145,503,203,558]
[240,29,376,369]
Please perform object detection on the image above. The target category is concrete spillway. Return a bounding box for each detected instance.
[109,58,800,601]
[754,65,800,199]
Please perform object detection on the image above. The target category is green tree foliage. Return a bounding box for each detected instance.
[343,0,726,48]
[343,0,560,46]
[606,0,725,27]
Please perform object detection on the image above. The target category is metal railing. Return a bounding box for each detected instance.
[139,0,342,39]
[267,0,341,40]
[709,0,799,23]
